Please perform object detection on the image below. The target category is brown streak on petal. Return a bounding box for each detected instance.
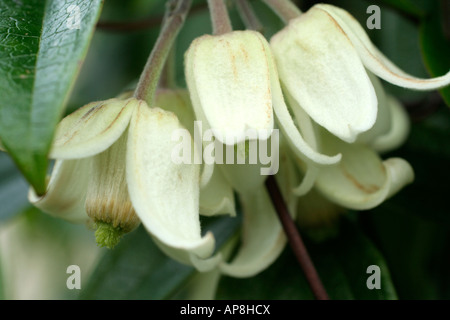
[256,35,274,124]
[317,8,353,45]
[98,100,133,135]
[240,43,249,63]
[59,103,104,145]
[341,164,381,194]
[225,40,238,79]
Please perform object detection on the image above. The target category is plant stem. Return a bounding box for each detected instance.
[207,0,233,35]
[159,3,179,89]
[265,175,329,300]
[159,45,177,89]
[133,0,192,103]
[235,0,263,32]
[262,0,302,23]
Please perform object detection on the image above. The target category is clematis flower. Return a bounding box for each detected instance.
[287,72,414,213]
[270,3,450,144]
[27,94,221,269]
[185,29,341,190]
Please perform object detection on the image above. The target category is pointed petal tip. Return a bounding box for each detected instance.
[314,4,450,91]
[50,98,138,159]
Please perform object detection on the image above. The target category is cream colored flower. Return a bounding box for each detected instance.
[28,94,225,270]
[288,72,414,211]
[185,29,341,192]
[271,3,450,144]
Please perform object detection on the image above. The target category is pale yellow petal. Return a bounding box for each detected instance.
[50,98,137,159]
[271,7,377,142]
[317,4,450,90]
[127,103,214,259]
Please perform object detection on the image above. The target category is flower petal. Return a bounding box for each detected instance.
[357,72,391,144]
[154,88,213,187]
[154,88,196,136]
[317,4,450,90]
[200,166,236,217]
[185,30,274,145]
[219,188,286,277]
[219,146,299,277]
[152,236,222,272]
[370,95,410,153]
[217,138,273,195]
[50,98,138,159]
[315,130,414,210]
[127,103,214,259]
[271,7,378,142]
[266,37,342,164]
[28,159,92,223]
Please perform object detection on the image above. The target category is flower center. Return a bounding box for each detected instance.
[94,221,127,249]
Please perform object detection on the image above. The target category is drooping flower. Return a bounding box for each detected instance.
[270,3,450,144]
[184,29,341,191]
[287,72,414,217]
[28,95,220,269]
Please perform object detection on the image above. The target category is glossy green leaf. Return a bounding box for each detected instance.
[419,10,450,107]
[216,218,397,300]
[80,214,241,300]
[0,0,103,194]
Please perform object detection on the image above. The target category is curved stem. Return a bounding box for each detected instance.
[262,0,302,23]
[133,0,192,104]
[207,0,233,35]
[265,175,329,300]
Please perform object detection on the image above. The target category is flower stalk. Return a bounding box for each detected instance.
[207,0,233,35]
[134,0,192,104]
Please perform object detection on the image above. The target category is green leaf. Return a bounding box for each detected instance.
[80,215,241,300]
[419,9,450,106]
[365,203,450,299]
[0,0,103,194]
[216,218,397,300]
[0,153,29,221]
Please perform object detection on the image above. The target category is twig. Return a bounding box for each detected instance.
[133,0,192,103]
[207,0,233,35]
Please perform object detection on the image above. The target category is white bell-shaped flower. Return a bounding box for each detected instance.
[28,96,217,270]
[271,4,450,143]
